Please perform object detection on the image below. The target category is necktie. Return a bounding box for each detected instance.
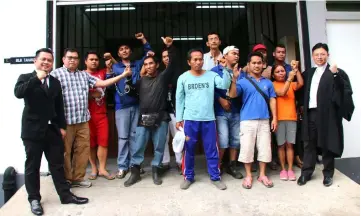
[42,76,49,92]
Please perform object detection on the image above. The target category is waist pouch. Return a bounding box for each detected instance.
[139,113,160,128]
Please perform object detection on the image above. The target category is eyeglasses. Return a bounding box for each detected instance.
[66,56,79,60]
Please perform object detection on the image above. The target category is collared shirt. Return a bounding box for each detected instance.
[236,76,276,121]
[202,51,223,70]
[309,64,327,108]
[51,66,99,125]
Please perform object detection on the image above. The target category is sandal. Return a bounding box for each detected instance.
[242,176,253,189]
[98,172,115,180]
[88,173,98,180]
[258,176,274,188]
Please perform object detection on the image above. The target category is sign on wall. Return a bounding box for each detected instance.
[4,57,34,65]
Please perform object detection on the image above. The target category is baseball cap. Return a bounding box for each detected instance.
[253,44,267,52]
[223,46,239,55]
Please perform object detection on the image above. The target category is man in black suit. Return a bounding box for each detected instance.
[297,43,354,187]
[14,48,89,215]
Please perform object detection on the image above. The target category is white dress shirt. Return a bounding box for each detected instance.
[202,51,223,70]
[309,64,327,108]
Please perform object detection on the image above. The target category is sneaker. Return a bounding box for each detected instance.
[180,180,193,190]
[71,180,92,188]
[211,180,227,190]
[288,170,296,181]
[116,170,128,179]
[280,170,288,181]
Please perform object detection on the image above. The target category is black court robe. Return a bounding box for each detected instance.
[300,64,354,157]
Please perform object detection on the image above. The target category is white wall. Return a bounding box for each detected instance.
[326,20,360,158]
[0,0,48,174]
[306,0,328,58]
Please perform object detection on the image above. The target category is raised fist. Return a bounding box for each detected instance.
[291,60,299,71]
[161,37,173,47]
[104,52,113,60]
[36,70,47,80]
[330,64,338,73]
[135,33,145,40]
[146,51,155,57]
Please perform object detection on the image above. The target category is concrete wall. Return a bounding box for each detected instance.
[306,1,360,158]
[326,20,360,158]
[0,0,48,174]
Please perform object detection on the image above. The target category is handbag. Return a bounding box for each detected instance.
[139,113,160,128]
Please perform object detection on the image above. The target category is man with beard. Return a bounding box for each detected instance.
[124,37,175,187]
[84,51,115,180]
[297,43,354,187]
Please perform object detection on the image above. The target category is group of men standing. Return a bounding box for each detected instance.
[15,31,354,215]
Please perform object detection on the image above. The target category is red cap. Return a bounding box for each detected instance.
[253,44,267,52]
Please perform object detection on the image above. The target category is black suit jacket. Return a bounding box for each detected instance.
[14,71,66,140]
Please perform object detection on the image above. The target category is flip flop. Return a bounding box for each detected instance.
[258,176,274,188]
[242,176,253,189]
[88,173,98,180]
[98,173,115,180]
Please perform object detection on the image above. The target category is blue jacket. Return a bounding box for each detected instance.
[107,42,152,110]
[212,65,247,116]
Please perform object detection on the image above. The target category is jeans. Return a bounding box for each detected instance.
[115,106,139,171]
[216,112,240,149]
[131,121,169,167]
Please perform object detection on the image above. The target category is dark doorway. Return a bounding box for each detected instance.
[56,2,297,157]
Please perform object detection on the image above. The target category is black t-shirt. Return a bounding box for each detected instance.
[136,46,176,122]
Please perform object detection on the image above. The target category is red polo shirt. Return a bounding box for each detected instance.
[88,69,107,114]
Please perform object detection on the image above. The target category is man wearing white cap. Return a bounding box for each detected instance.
[211,46,246,179]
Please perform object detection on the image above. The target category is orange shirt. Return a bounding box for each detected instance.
[273,81,297,121]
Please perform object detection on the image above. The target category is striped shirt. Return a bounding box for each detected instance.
[51,66,98,125]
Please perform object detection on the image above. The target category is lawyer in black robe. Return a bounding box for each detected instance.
[299,60,354,184]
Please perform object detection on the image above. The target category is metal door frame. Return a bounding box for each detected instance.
[51,0,307,71]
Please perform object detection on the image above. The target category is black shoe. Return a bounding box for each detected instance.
[226,161,243,179]
[124,165,141,187]
[61,193,89,205]
[297,175,311,186]
[323,176,333,187]
[30,200,43,215]
[152,166,163,185]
